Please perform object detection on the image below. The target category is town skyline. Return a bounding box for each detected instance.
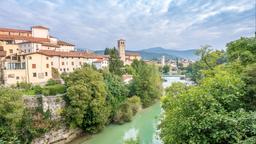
[0,0,254,50]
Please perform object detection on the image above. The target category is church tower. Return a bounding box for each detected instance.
[118,39,126,62]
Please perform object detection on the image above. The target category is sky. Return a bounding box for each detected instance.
[0,0,254,50]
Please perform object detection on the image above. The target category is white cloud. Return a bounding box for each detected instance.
[0,0,254,50]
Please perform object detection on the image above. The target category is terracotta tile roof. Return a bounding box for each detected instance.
[125,51,140,56]
[21,50,107,59]
[41,42,60,48]
[57,40,75,46]
[31,26,49,30]
[0,34,49,43]
[0,27,31,33]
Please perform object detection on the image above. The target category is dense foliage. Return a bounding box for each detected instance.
[63,65,110,133]
[0,88,24,143]
[129,60,163,107]
[106,47,124,76]
[103,72,128,121]
[160,37,256,144]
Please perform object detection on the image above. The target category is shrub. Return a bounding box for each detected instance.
[32,85,43,95]
[113,102,133,124]
[46,79,60,86]
[127,96,141,115]
[42,84,65,96]
[16,82,32,90]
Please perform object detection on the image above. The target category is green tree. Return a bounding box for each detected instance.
[160,65,256,144]
[226,37,256,65]
[107,47,124,76]
[162,65,170,74]
[64,66,110,133]
[129,60,163,107]
[103,72,128,121]
[0,88,24,143]
[185,47,225,82]
[241,63,256,110]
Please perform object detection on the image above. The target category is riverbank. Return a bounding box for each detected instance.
[68,102,161,144]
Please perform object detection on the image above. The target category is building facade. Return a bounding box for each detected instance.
[0,26,108,85]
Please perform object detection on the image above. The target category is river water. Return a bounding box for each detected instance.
[70,76,183,144]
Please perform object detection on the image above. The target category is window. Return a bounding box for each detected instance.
[45,72,48,76]
[67,68,69,71]
[9,49,13,53]
[46,64,49,68]
[32,64,36,69]
[72,62,74,65]
[51,62,53,65]
[60,68,62,71]
[46,57,49,60]
[33,73,37,77]
[62,62,64,65]
[28,49,31,53]
[29,56,32,60]
[64,68,66,72]
[16,76,19,80]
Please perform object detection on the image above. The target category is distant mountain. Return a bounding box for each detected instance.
[94,47,198,60]
[140,47,198,60]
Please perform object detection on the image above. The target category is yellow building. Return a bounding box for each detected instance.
[0,26,108,85]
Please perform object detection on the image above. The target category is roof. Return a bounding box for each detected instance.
[57,40,75,46]
[31,26,49,30]
[21,50,107,59]
[125,51,140,56]
[0,34,49,43]
[0,27,31,33]
[41,42,60,48]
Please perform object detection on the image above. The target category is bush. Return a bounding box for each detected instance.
[16,82,32,90]
[42,84,65,96]
[127,96,141,115]
[32,85,43,95]
[113,96,141,124]
[113,102,133,124]
[46,79,60,86]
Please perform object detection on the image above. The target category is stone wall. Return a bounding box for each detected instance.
[23,94,65,120]
[23,94,82,144]
[31,127,82,144]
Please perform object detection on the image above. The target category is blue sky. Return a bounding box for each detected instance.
[0,0,254,50]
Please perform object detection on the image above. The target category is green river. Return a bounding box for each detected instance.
[70,76,183,144]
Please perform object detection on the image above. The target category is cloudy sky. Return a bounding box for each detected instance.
[0,0,254,50]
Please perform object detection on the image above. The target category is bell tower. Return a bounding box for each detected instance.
[118,39,126,62]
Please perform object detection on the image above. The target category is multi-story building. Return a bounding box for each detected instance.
[0,26,108,85]
[117,39,141,65]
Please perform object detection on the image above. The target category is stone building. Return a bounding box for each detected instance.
[117,39,141,65]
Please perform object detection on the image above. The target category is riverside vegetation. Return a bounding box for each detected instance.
[0,47,163,143]
[160,37,256,144]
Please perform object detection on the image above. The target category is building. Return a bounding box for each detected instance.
[117,39,141,65]
[0,26,108,85]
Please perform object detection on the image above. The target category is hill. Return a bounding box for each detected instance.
[94,47,198,60]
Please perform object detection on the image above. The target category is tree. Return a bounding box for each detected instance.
[185,48,225,82]
[64,66,110,133]
[0,88,24,143]
[241,63,256,110]
[107,47,124,76]
[103,72,128,121]
[160,64,256,144]
[226,37,256,65]
[162,65,170,74]
[129,60,163,107]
